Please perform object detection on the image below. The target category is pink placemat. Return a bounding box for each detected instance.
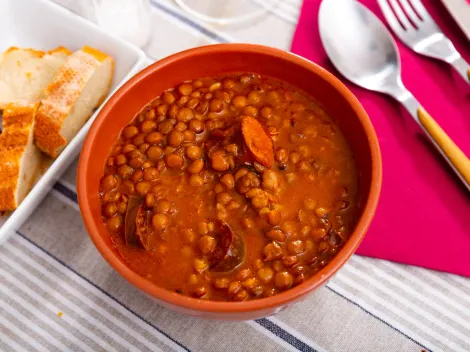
[292,0,470,277]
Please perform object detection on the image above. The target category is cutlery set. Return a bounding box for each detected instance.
[319,0,470,190]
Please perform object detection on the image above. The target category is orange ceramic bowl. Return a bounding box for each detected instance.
[78,44,382,320]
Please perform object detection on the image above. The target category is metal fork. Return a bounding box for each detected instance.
[378,0,470,84]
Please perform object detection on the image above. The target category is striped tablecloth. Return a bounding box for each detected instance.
[2,1,470,351]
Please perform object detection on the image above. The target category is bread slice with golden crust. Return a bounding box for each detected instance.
[0,47,71,109]
[34,46,114,158]
[0,102,42,211]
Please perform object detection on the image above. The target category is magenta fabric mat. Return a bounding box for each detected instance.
[292,0,470,276]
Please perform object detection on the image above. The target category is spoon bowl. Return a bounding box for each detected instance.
[319,0,401,95]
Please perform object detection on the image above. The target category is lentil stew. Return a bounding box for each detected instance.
[99,73,359,302]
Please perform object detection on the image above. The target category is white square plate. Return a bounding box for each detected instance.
[0,0,147,244]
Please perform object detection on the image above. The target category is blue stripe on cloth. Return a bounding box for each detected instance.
[52,180,431,351]
[325,286,432,352]
[53,182,77,203]
[149,0,230,43]
[16,231,191,352]
[255,319,317,352]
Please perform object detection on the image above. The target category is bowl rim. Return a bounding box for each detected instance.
[78,43,382,314]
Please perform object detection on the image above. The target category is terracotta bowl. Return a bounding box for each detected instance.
[78,44,382,320]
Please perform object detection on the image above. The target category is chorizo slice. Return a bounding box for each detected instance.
[241,115,274,168]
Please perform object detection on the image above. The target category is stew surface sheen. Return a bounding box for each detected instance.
[100,73,359,302]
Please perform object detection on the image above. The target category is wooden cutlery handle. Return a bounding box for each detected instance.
[417,107,470,185]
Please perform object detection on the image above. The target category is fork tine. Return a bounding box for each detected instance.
[398,0,421,25]
[377,0,409,36]
[408,0,432,22]
[389,0,413,30]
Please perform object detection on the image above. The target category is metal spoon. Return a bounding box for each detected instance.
[318,0,470,191]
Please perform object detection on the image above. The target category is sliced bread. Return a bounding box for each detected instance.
[0,102,42,211]
[0,47,71,109]
[34,46,114,158]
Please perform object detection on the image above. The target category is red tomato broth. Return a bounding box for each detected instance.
[99,73,359,301]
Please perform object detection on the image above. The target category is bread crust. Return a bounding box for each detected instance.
[0,103,40,211]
